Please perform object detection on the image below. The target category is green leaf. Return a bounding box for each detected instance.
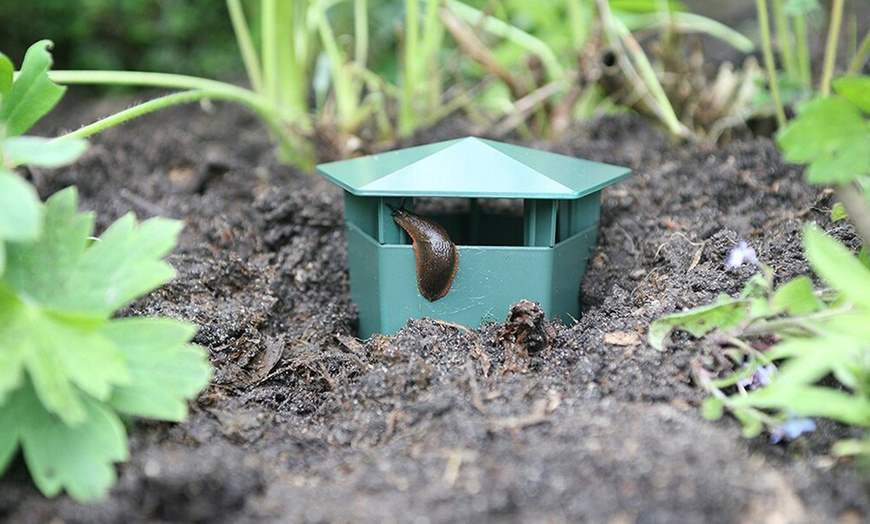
[0,171,42,244]
[0,53,12,103]
[832,438,870,457]
[0,380,128,502]
[831,202,848,222]
[0,40,65,136]
[0,291,130,426]
[75,214,182,314]
[834,76,870,114]
[732,408,764,437]
[647,296,749,350]
[4,187,182,316]
[766,337,840,386]
[0,180,207,503]
[3,136,88,168]
[734,385,870,427]
[804,224,870,310]
[106,318,211,421]
[0,288,26,405]
[3,187,95,315]
[701,397,724,420]
[776,96,870,185]
[770,276,823,315]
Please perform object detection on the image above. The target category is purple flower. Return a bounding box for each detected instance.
[769,417,816,444]
[726,240,758,268]
[737,364,776,390]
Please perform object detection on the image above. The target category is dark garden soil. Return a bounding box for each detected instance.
[1,94,869,523]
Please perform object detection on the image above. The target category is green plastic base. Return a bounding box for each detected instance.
[347,221,598,337]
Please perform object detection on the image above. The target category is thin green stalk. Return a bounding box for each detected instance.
[792,12,811,89]
[354,0,368,67]
[46,70,306,165]
[631,12,755,53]
[849,30,870,74]
[54,90,219,139]
[597,0,691,139]
[566,0,591,50]
[262,0,278,103]
[47,70,290,119]
[399,0,420,136]
[755,0,787,128]
[316,3,362,130]
[274,0,295,111]
[55,89,296,163]
[819,0,844,96]
[420,0,444,113]
[226,0,263,93]
[771,0,797,79]
[445,0,565,80]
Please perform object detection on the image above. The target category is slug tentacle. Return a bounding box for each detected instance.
[387,202,458,301]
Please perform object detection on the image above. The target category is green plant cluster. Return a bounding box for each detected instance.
[33,1,754,169]
[650,75,870,456]
[0,41,212,503]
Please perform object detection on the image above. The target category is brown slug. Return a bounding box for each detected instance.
[387,202,458,301]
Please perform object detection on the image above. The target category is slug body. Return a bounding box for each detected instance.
[387,202,458,301]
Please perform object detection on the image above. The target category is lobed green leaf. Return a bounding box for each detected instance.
[770,276,823,315]
[0,171,42,275]
[2,136,89,168]
[105,318,211,421]
[647,296,749,350]
[0,40,65,137]
[834,76,870,114]
[0,292,131,426]
[0,380,128,502]
[804,224,870,310]
[3,187,95,315]
[4,187,182,317]
[0,289,25,406]
[734,385,870,427]
[776,97,870,185]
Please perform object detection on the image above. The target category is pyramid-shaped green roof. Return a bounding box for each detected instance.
[316,137,630,199]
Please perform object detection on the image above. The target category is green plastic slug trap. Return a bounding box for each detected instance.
[316,137,631,337]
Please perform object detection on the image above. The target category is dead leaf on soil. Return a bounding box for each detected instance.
[248,337,284,384]
[603,331,641,346]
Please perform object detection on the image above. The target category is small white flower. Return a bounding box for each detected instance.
[726,240,758,268]
[769,417,816,444]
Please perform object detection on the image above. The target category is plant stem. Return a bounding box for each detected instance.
[771,0,796,78]
[820,0,844,96]
[54,90,214,139]
[47,70,291,120]
[47,70,307,166]
[354,0,369,68]
[445,0,565,80]
[399,0,420,136]
[793,12,811,89]
[755,0,787,128]
[226,0,263,93]
[262,0,278,103]
[596,0,692,139]
[848,29,870,75]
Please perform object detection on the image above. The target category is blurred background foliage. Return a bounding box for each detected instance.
[0,0,242,77]
[2,0,863,152]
